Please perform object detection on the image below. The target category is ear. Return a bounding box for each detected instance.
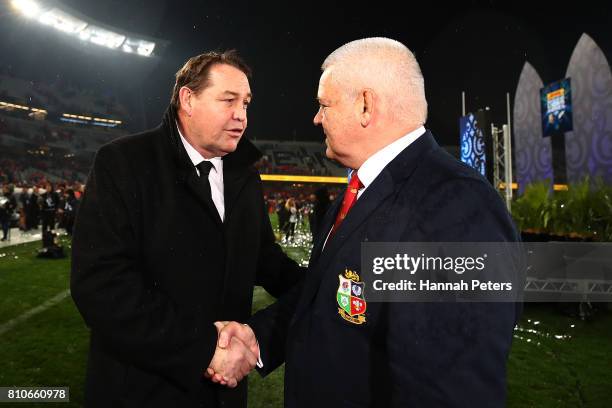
[179,86,193,116]
[360,89,374,127]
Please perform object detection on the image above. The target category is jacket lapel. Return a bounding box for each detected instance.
[222,137,263,222]
[309,195,342,265]
[184,171,223,226]
[296,131,441,315]
[223,165,250,222]
[160,105,262,227]
[321,170,395,258]
[296,172,396,315]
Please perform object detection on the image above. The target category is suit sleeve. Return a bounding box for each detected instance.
[386,178,520,406]
[70,144,218,393]
[248,280,304,376]
[248,181,306,375]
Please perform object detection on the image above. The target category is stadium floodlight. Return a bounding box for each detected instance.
[122,37,156,57]
[81,25,125,49]
[78,29,91,41]
[11,0,157,57]
[38,8,87,34]
[11,0,42,19]
[137,41,155,57]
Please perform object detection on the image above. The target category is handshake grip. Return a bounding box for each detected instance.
[204,321,261,388]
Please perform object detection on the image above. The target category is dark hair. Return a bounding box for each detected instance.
[170,50,252,110]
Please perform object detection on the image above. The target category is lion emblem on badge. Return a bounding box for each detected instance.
[336,268,367,325]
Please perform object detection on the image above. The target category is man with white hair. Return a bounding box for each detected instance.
[215,38,520,407]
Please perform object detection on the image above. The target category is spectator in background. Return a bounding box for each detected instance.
[1,184,17,240]
[39,182,59,233]
[61,189,79,235]
[277,198,289,239]
[19,187,30,230]
[25,187,40,231]
[285,197,298,242]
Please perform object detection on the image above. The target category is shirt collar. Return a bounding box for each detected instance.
[356,126,426,189]
[176,121,222,173]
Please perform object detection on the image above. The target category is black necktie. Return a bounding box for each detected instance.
[196,161,214,198]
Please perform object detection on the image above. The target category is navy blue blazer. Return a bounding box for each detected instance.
[251,131,521,407]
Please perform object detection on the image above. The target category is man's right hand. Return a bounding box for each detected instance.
[216,321,259,356]
[204,321,260,387]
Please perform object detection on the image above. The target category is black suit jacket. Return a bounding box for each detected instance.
[251,131,521,407]
[71,106,303,408]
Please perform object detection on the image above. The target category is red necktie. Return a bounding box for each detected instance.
[330,171,363,237]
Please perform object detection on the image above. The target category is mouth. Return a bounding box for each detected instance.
[225,129,244,137]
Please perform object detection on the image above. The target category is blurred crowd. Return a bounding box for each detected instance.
[264,187,335,244]
[1,180,343,245]
[0,181,82,241]
[0,155,90,186]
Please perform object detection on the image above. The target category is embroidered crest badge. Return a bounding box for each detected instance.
[337,269,367,325]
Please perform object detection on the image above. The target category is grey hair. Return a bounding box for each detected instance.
[322,37,427,125]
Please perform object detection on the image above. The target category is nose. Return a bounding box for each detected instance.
[313,107,322,126]
[233,105,247,123]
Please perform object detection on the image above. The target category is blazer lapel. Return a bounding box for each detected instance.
[223,165,251,223]
[322,171,395,257]
[221,137,263,222]
[184,171,223,226]
[323,131,439,257]
[309,195,343,265]
[161,105,262,227]
[296,131,441,315]
[296,172,396,315]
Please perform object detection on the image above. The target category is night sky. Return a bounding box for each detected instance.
[2,0,611,147]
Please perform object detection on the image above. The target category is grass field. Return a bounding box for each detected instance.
[0,223,611,407]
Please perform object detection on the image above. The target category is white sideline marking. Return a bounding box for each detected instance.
[0,290,70,336]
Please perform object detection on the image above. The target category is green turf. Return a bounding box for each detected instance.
[247,221,310,408]
[247,286,285,407]
[507,304,612,408]
[0,240,71,323]
[0,230,611,407]
[0,296,88,408]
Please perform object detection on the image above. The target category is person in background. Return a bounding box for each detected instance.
[0,184,17,241]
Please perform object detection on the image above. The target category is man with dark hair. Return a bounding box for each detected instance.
[71,50,303,408]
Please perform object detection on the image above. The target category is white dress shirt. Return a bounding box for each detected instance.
[177,123,263,368]
[323,126,426,248]
[177,124,225,221]
[355,126,426,198]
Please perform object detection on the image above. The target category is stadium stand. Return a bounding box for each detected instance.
[252,140,345,177]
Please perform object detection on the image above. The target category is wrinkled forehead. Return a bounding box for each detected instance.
[319,68,335,87]
[317,68,336,98]
[208,64,252,97]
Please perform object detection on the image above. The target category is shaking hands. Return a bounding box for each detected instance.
[204,321,260,388]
